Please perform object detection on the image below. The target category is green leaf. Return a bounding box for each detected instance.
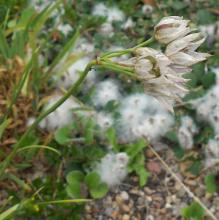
[84,119,95,144]
[0,204,20,220]
[201,72,215,89]
[136,166,150,187]
[89,182,108,199]
[105,127,117,150]
[187,160,202,176]
[129,154,149,186]
[0,29,10,58]
[197,9,214,25]
[84,172,100,190]
[66,171,84,185]
[54,126,72,145]
[84,172,109,199]
[66,171,85,198]
[0,119,11,139]
[181,202,205,220]
[66,184,82,199]
[126,139,147,159]
[205,174,217,194]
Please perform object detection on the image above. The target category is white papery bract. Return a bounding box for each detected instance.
[121,47,190,112]
[205,138,219,168]
[154,16,210,72]
[177,116,198,150]
[116,93,174,143]
[39,94,80,131]
[91,79,121,107]
[96,152,129,187]
[154,16,190,44]
[165,33,205,56]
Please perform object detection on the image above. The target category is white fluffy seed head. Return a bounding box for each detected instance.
[92,3,124,35]
[177,116,197,150]
[95,111,114,131]
[178,127,194,150]
[193,85,219,136]
[39,94,80,131]
[96,152,129,187]
[58,56,90,89]
[57,23,72,36]
[74,38,94,54]
[117,93,174,143]
[92,79,121,107]
[205,138,219,168]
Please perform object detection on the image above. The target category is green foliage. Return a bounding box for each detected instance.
[66,170,109,199]
[205,174,218,194]
[85,171,108,199]
[55,125,73,145]
[126,139,149,186]
[181,202,205,220]
[197,9,215,25]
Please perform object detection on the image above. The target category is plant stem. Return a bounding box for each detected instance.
[101,37,154,59]
[0,60,96,179]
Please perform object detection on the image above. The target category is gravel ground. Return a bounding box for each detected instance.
[84,148,219,220]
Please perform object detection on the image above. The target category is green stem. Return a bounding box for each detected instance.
[0,60,96,179]
[101,37,154,59]
[99,60,136,78]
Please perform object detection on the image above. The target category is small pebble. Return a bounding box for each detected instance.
[122,214,130,220]
[120,191,129,201]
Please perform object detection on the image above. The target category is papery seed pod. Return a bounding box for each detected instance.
[168,51,210,67]
[154,16,191,44]
[165,33,205,56]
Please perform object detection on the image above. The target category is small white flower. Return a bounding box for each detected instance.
[154,16,191,44]
[92,79,121,107]
[96,152,129,187]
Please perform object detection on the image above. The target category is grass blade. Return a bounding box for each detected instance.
[17,145,61,156]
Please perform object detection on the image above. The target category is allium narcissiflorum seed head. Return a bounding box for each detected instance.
[154,16,190,44]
